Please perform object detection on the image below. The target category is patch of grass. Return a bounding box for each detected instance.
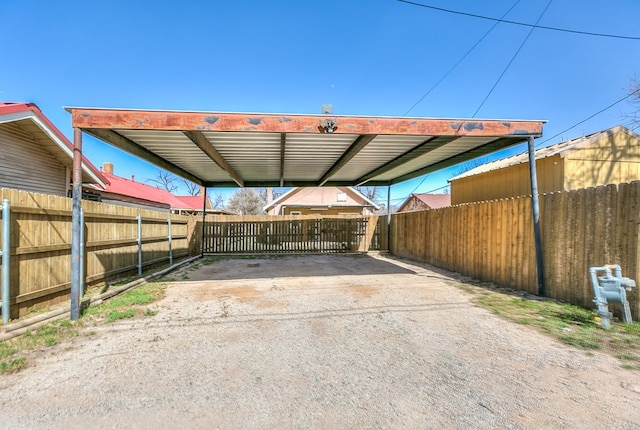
[468,283,640,369]
[83,282,166,320]
[0,282,167,375]
[0,343,18,360]
[0,357,27,374]
[144,309,158,317]
[106,309,137,323]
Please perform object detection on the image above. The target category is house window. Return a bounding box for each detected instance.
[336,192,347,202]
[290,211,302,216]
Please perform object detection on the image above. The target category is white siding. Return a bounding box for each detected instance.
[0,122,67,196]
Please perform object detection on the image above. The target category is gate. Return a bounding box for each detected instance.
[203,215,387,254]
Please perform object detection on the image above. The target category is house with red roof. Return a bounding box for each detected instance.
[89,162,220,213]
[397,193,450,212]
[0,102,107,196]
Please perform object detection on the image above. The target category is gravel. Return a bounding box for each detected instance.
[1,254,640,429]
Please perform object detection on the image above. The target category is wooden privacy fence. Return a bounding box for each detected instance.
[391,182,640,319]
[0,188,195,319]
[203,214,387,254]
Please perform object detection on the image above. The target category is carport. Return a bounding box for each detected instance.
[66,107,545,318]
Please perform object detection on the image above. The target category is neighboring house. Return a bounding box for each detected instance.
[264,186,379,216]
[449,125,640,205]
[88,162,218,214]
[0,102,107,195]
[397,193,451,212]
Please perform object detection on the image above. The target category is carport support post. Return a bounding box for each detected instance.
[70,128,83,321]
[527,136,545,297]
[201,187,207,257]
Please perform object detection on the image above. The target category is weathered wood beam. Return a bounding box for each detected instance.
[85,129,203,185]
[390,137,519,185]
[355,136,456,185]
[280,133,286,187]
[70,108,544,137]
[318,134,376,186]
[183,130,244,187]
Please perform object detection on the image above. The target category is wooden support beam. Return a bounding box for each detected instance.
[355,136,456,185]
[85,129,203,185]
[318,134,376,186]
[183,130,244,187]
[390,137,518,185]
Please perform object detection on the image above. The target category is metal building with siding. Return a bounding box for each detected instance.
[449,125,640,205]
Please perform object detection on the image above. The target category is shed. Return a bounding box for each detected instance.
[449,125,640,205]
[0,102,106,196]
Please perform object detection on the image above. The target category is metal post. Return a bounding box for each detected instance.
[201,187,207,257]
[70,128,83,320]
[168,217,173,266]
[386,185,391,251]
[527,136,545,296]
[2,199,10,324]
[79,208,85,299]
[137,214,143,276]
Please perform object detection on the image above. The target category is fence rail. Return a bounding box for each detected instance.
[390,182,640,319]
[204,215,387,254]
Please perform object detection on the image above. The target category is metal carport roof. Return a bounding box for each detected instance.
[66,107,545,188]
[64,107,547,320]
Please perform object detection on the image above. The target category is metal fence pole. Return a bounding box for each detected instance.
[2,199,10,324]
[137,214,142,276]
[528,136,545,296]
[168,217,173,266]
[70,128,83,321]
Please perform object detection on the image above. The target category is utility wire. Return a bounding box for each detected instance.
[397,0,640,41]
[535,87,640,148]
[471,0,552,118]
[403,0,522,116]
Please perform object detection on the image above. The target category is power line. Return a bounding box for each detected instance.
[397,0,640,41]
[471,0,552,118]
[403,0,523,116]
[535,87,640,148]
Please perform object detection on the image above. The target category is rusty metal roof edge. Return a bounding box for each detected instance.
[63,106,547,124]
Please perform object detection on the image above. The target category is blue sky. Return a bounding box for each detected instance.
[2,0,639,206]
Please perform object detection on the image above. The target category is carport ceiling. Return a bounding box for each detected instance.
[68,107,545,188]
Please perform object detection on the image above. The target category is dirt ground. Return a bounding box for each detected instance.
[1,254,640,429]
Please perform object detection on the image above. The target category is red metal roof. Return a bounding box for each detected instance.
[0,102,107,186]
[414,193,450,208]
[100,172,208,210]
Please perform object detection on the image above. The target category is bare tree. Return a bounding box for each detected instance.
[181,179,200,196]
[226,188,266,215]
[354,186,381,203]
[210,192,226,209]
[146,170,179,193]
[625,76,640,130]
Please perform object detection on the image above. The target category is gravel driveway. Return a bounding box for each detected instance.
[1,254,640,429]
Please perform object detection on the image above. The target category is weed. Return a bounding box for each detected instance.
[145,309,158,317]
[0,344,18,360]
[0,357,27,374]
[220,301,231,318]
[106,309,137,323]
[618,353,640,361]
